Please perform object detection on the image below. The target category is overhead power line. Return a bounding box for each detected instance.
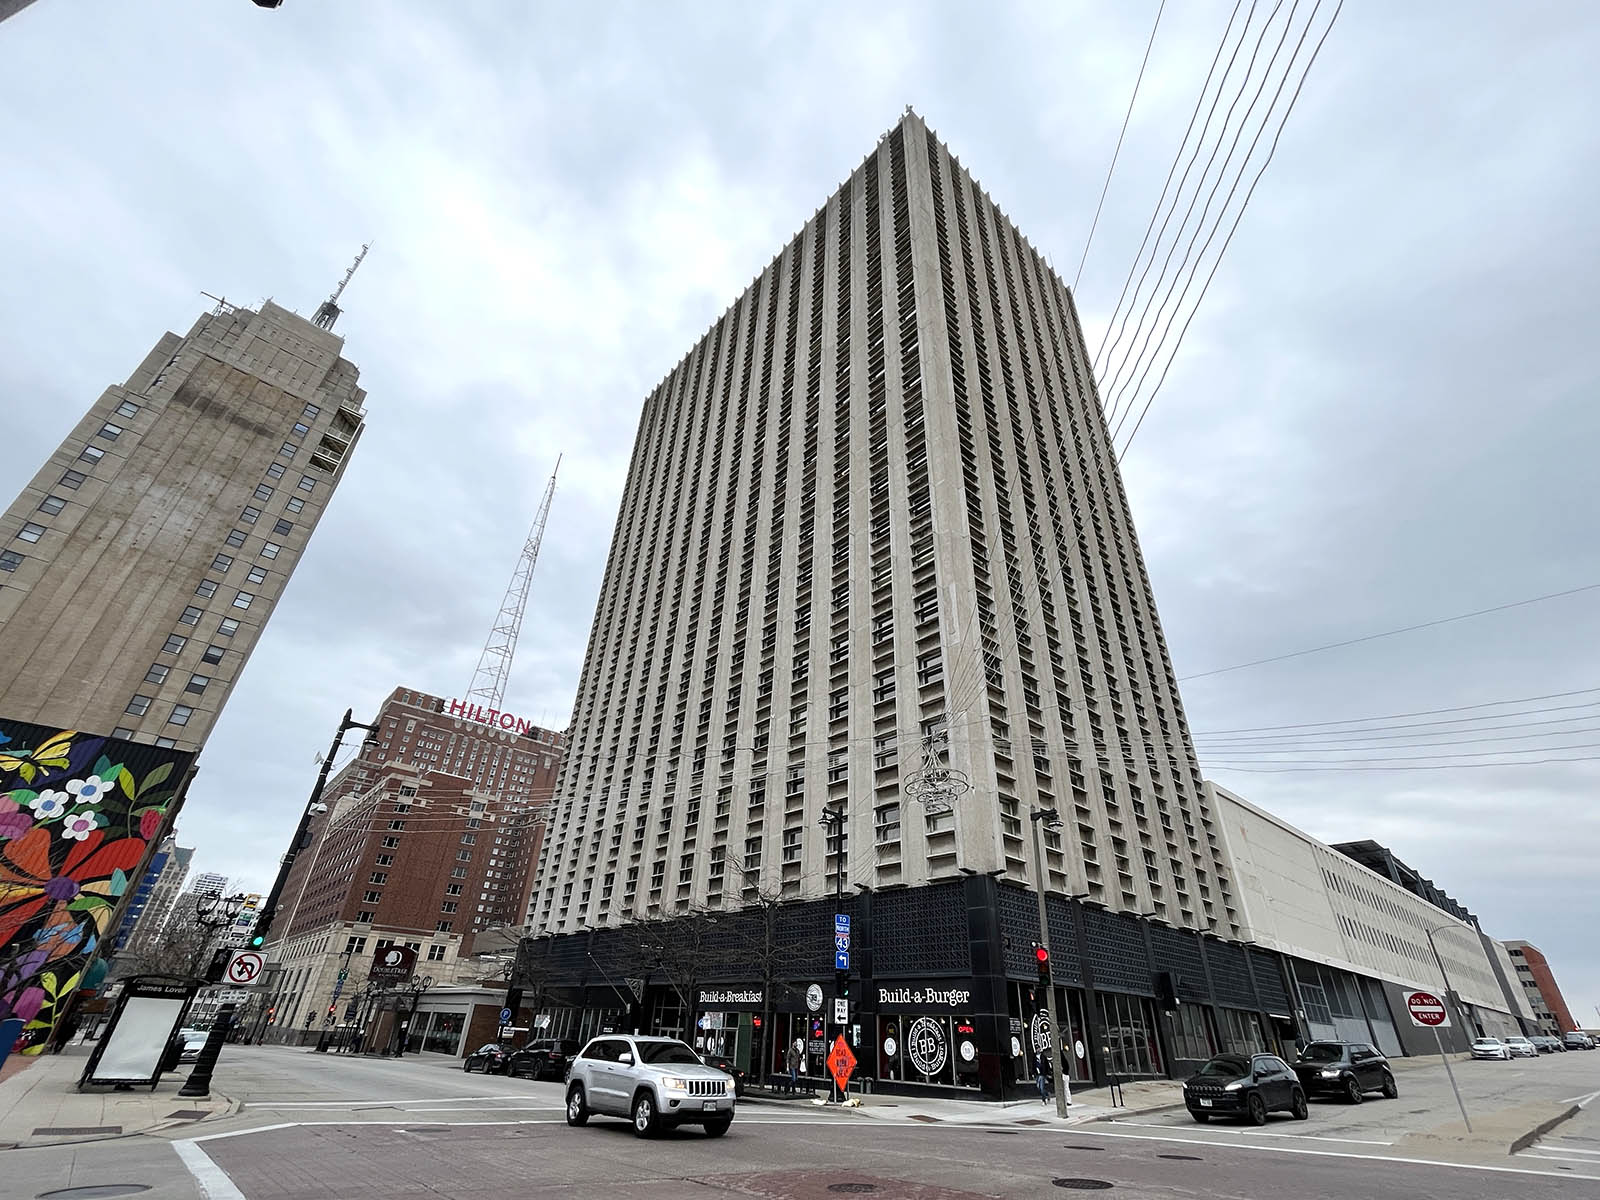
[1179,581,1600,682]
[1191,686,1600,735]
[1073,0,1167,291]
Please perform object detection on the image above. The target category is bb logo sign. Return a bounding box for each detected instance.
[907,1016,948,1076]
[1405,990,1450,1027]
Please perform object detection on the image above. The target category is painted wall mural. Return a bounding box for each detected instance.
[0,718,193,1052]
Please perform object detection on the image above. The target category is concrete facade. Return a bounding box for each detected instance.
[1505,940,1578,1034]
[0,299,366,752]
[1209,783,1534,1051]
[534,112,1236,939]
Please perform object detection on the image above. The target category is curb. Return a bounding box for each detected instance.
[4,1087,238,1152]
[1509,1102,1581,1154]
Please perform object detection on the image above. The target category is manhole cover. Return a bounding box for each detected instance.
[1052,1182,1113,1191]
[164,1110,210,1120]
[827,1187,880,1195]
[1157,1154,1201,1161]
[37,1187,152,1199]
[1062,1145,1104,1151]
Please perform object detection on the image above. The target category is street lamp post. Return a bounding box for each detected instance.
[1029,808,1070,1119]
[1424,922,1473,1132]
[177,892,249,1098]
[249,709,378,949]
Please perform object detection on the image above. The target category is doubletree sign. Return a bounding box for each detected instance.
[370,945,418,983]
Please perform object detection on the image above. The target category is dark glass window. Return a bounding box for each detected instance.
[17,523,45,543]
[162,634,187,654]
[97,422,123,441]
[124,695,153,716]
[144,664,170,685]
[178,606,203,626]
[58,469,86,489]
[115,400,141,418]
[201,644,225,664]
[79,445,105,464]
[37,496,66,515]
[224,528,247,547]
[240,506,260,524]
[273,519,293,536]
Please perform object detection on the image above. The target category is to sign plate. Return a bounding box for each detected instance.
[224,951,264,986]
[835,914,851,933]
[1405,990,1450,1027]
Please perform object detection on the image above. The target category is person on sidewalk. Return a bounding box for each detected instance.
[786,1041,801,1093]
[1034,1050,1052,1103]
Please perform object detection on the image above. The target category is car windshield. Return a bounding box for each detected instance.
[1195,1055,1250,1077]
[1473,1038,1499,1045]
[1295,1043,1343,1062]
[636,1040,701,1065]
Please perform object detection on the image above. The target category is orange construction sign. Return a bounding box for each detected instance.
[827,1034,857,1093]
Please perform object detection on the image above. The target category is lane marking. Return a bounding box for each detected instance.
[250,1095,516,1108]
[1523,1146,1600,1159]
[173,1138,247,1200]
[1106,1119,1392,1146]
[1560,1088,1600,1107]
[1075,1127,1600,1182]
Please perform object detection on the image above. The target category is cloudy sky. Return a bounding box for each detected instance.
[3,2,1595,1013]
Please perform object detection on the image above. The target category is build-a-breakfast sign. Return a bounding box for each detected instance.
[874,982,975,1011]
[697,988,764,1010]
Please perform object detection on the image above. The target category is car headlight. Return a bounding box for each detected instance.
[1224,1081,1244,1091]
[661,1076,689,1091]
[1321,1068,1341,1078]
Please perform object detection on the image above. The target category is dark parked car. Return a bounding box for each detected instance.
[1184,1053,1307,1125]
[702,1054,748,1097]
[1563,1032,1594,1050]
[462,1042,511,1074]
[1291,1041,1397,1103]
[507,1038,581,1081]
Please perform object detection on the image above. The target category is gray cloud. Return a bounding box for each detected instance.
[3,0,1594,1014]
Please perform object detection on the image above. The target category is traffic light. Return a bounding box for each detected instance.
[249,933,265,949]
[1034,943,1051,986]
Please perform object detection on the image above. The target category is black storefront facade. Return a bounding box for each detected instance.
[512,875,1318,1099]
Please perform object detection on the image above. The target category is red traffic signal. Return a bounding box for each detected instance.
[1034,945,1050,965]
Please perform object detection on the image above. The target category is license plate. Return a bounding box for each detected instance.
[702,1100,719,1112]
[1198,1099,1213,1108]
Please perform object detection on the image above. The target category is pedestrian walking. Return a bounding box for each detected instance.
[787,1040,801,1092]
[1034,1050,1051,1103]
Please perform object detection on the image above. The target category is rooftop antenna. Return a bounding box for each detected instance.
[312,243,370,330]
[465,456,562,713]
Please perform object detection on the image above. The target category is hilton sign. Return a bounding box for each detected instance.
[443,698,542,736]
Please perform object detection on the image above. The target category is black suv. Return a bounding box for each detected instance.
[1291,1041,1397,1103]
[507,1038,581,1081]
[1183,1053,1308,1125]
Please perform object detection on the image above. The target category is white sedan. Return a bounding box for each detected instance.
[1505,1036,1539,1058]
[1470,1037,1511,1060]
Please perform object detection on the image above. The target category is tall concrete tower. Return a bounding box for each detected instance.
[0,294,368,752]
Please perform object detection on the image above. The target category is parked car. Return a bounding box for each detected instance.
[462,1042,511,1074]
[1290,1041,1397,1103]
[1531,1035,1561,1053]
[701,1054,748,1097]
[1183,1052,1308,1125]
[506,1038,580,1081]
[1563,1032,1595,1050]
[178,1028,208,1063]
[1504,1036,1538,1059]
[565,1034,735,1137]
[1470,1037,1511,1060]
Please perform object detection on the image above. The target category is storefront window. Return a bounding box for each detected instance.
[1096,992,1163,1077]
[423,1011,465,1055]
[1169,1004,1215,1064]
[1217,1007,1267,1055]
[876,1013,978,1088]
[1011,982,1091,1082]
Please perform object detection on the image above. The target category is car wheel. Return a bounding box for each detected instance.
[463,1060,475,1072]
[1191,1112,1209,1124]
[1291,1088,1308,1121]
[632,1091,661,1138]
[1247,1093,1268,1126]
[1344,1076,1363,1104]
[534,1058,548,1080]
[704,1116,732,1138]
[1380,1072,1398,1099]
[565,1084,589,1127]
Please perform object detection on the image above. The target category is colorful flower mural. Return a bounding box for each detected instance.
[0,719,193,1053]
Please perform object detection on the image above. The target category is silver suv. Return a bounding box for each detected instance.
[565,1034,735,1137]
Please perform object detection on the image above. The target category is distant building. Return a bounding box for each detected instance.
[1330,840,1479,929]
[1504,941,1578,1034]
[261,686,564,1040]
[0,297,368,754]
[116,839,193,953]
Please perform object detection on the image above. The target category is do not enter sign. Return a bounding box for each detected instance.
[1406,990,1450,1027]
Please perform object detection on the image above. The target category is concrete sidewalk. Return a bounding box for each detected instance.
[0,1045,234,1149]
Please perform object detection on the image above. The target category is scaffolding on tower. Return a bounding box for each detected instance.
[465,456,561,713]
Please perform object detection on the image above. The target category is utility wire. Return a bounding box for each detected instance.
[1178,580,1599,682]
[1073,0,1167,292]
[1117,0,1342,456]
[1191,686,1600,735]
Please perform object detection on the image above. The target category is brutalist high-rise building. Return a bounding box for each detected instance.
[526,115,1283,1094]
[0,296,367,752]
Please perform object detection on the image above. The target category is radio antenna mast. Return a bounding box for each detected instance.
[312,243,370,331]
[465,456,561,712]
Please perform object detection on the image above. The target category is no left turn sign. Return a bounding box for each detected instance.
[225,950,265,986]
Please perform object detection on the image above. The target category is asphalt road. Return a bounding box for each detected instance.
[7,1046,1597,1200]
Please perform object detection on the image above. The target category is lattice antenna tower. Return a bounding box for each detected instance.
[465,456,561,712]
[312,243,370,331]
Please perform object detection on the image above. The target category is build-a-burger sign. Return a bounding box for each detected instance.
[874,982,975,1011]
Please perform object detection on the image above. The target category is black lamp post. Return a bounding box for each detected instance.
[177,892,250,1098]
[249,709,378,950]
